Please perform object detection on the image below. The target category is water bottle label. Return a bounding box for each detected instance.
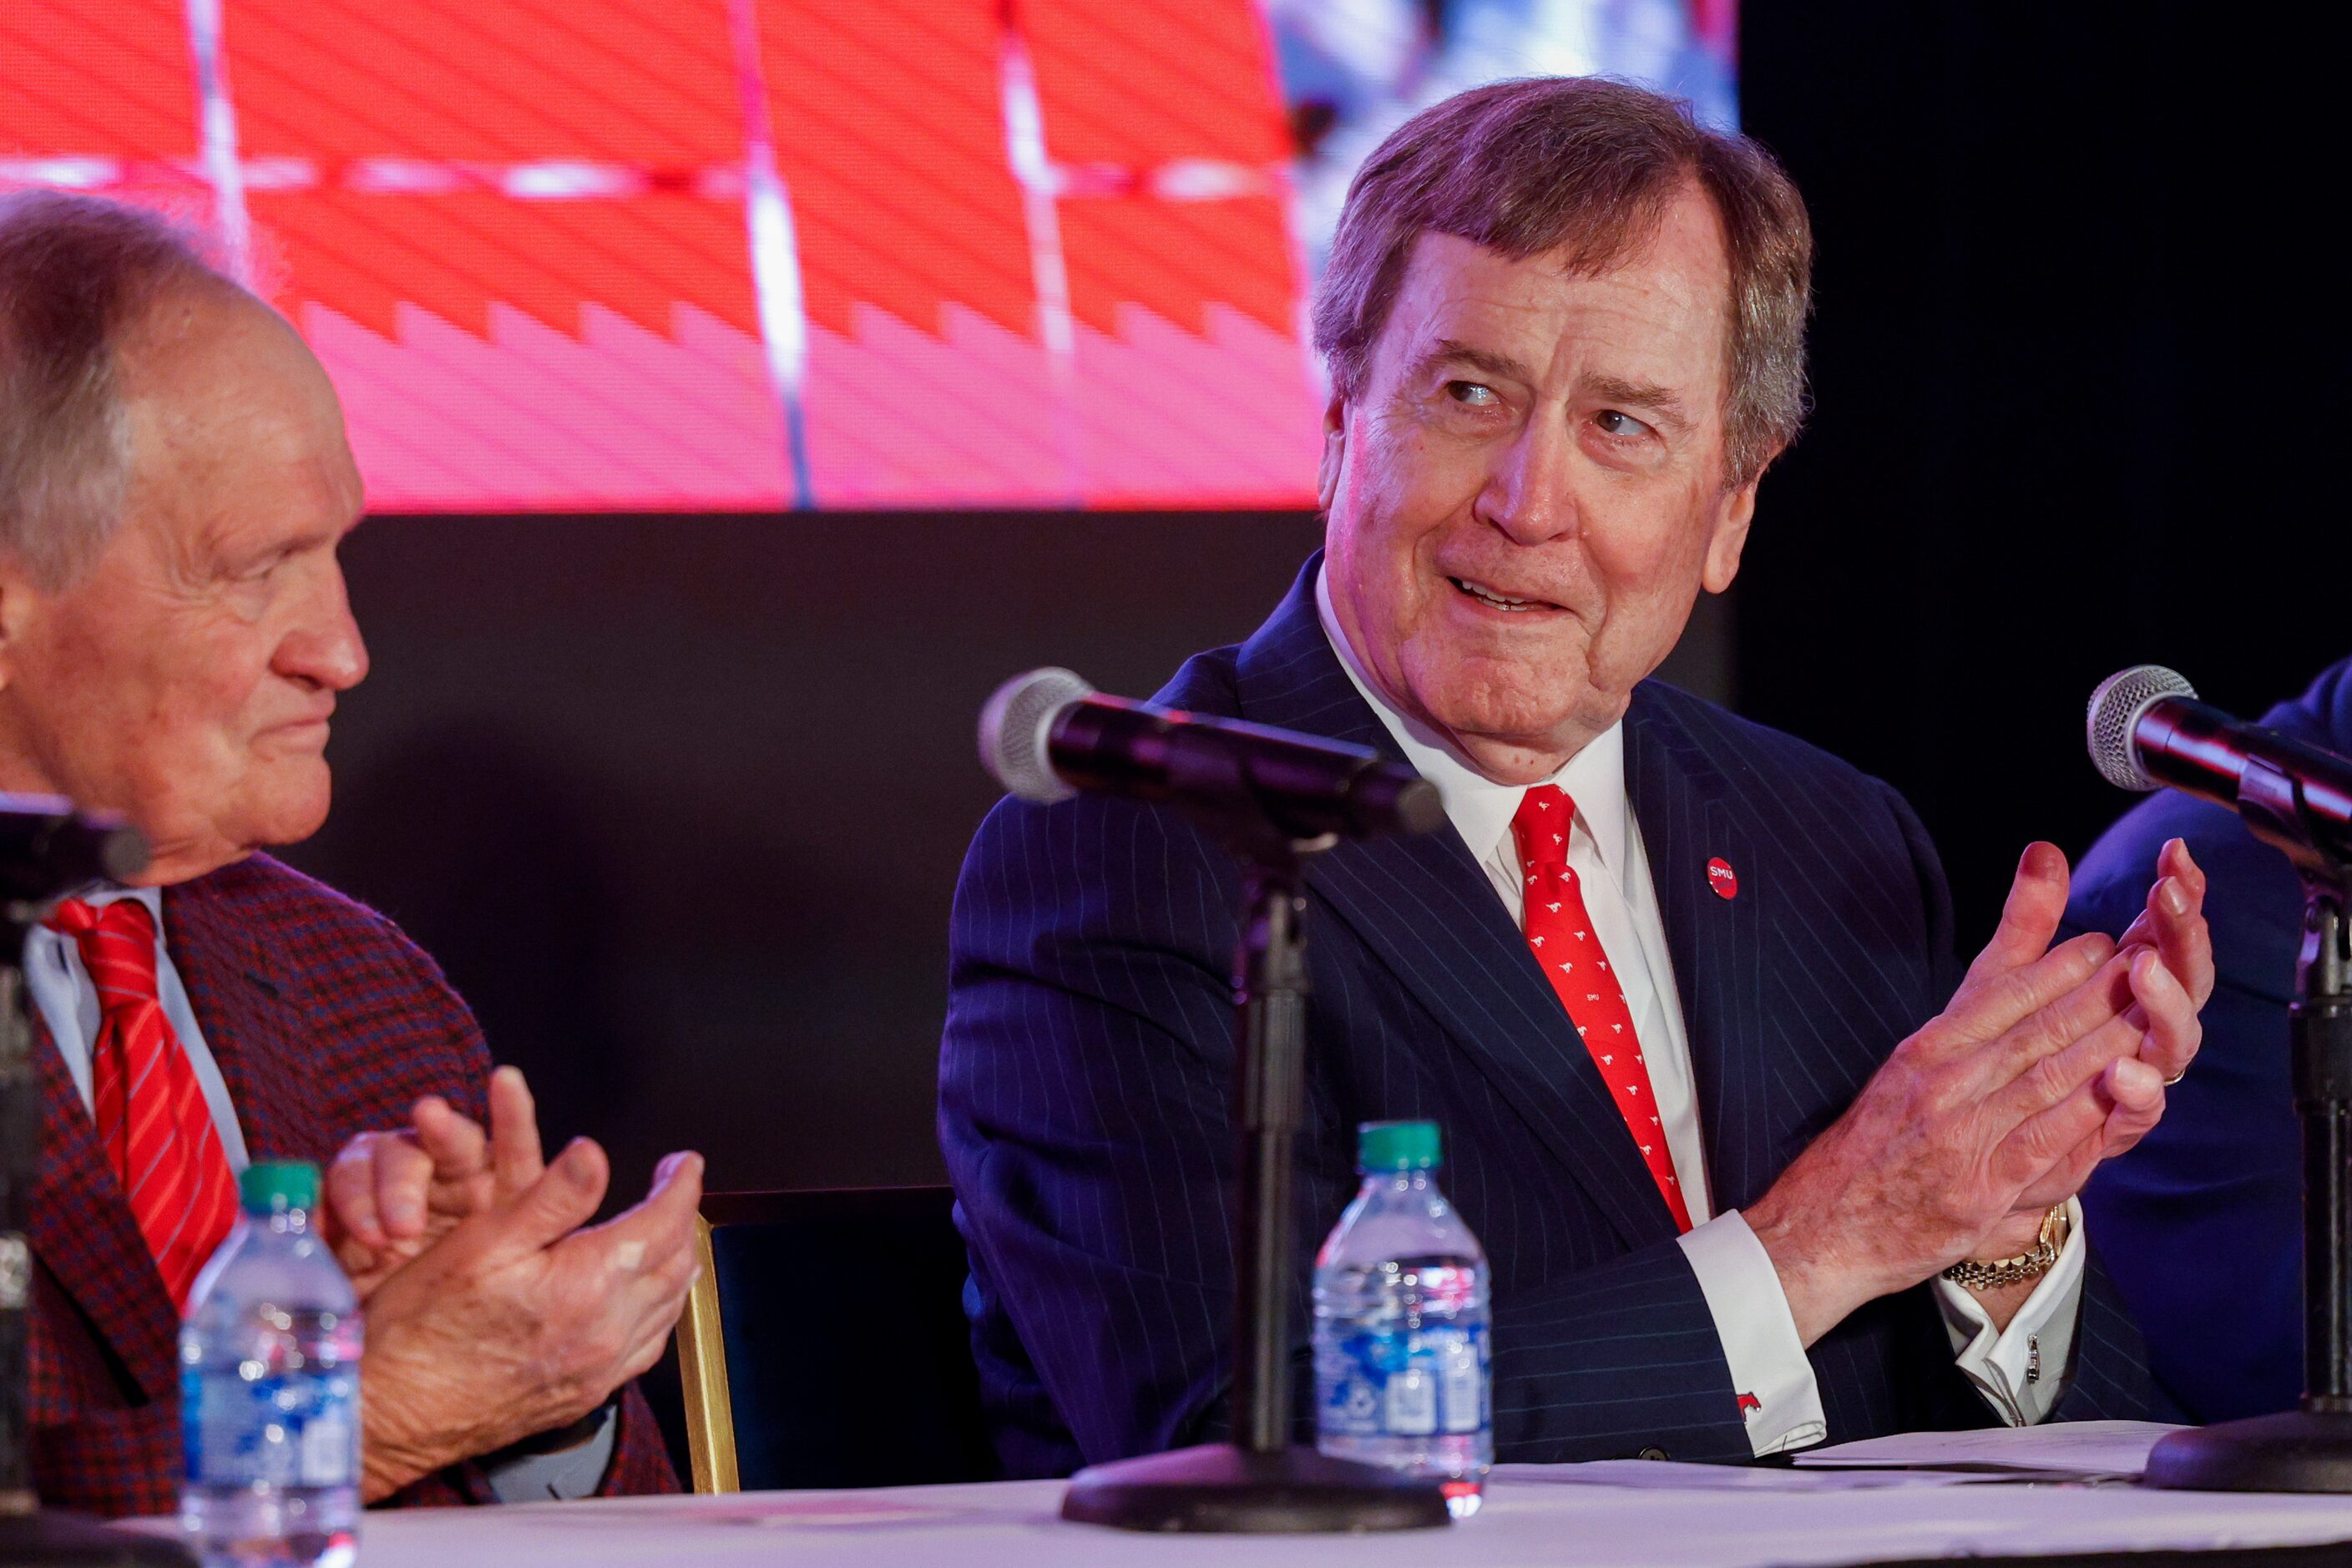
[1384,1365,1437,1436]
[1439,1333,1482,1434]
[1318,1323,1489,1441]
[182,1364,361,1489]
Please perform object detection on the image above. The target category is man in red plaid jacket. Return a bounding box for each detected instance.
[0,194,701,1513]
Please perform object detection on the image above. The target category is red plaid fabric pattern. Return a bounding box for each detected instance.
[1511,785,1692,1232]
[44,898,240,1311]
[26,855,679,1517]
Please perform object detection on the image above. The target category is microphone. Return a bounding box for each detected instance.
[979,668,1444,844]
[0,792,149,903]
[2086,665,2352,867]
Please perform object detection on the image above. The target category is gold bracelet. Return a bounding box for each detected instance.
[1941,1205,2069,1291]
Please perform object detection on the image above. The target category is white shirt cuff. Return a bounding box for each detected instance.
[1932,1198,2086,1426]
[483,1404,619,1504]
[1678,1210,1826,1456]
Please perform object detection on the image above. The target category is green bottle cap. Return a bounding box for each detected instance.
[239,1160,320,1215]
[1357,1120,1441,1173]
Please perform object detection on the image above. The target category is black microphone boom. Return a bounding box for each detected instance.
[2097,668,2352,1495]
[2087,665,2352,874]
[979,668,1444,847]
[976,668,1451,1533]
[0,793,149,903]
[0,797,191,1564]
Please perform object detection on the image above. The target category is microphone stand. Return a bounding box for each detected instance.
[1059,801,1449,1532]
[1,895,195,1563]
[2149,756,2352,1491]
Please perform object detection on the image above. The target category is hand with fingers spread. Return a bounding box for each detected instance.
[1744,837,2211,1346]
[333,1073,705,1501]
[1993,835,2213,1230]
[324,1065,544,1297]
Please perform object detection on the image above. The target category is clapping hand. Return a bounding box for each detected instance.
[1746,838,2210,1344]
[1997,835,2211,1222]
[357,1133,703,1500]
[324,1065,540,1297]
[321,1065,705,1500]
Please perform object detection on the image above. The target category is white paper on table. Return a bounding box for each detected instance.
[1793,1419,2185,1475]
[1494,1460,2052,1492]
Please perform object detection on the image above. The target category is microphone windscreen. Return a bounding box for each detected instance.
[979,667,1094,804]
[0,792,149,900]
[2087,664,2197,792]
[1394,777,1446,837]
[95,821,150,885]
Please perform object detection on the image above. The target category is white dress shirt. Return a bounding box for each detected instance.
[24,886,251,1171]
[22,883,614,1500]
[1313,569,2084,1451]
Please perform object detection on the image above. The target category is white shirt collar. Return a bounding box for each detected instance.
[1313,562,1630,877]
[54,883,160,917]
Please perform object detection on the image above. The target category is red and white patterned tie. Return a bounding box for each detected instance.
[47,898,240,1310]
[1511,786,1692,1232]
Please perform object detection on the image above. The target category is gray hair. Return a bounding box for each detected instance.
[1311,77,1813,487]
[0,190,226,587]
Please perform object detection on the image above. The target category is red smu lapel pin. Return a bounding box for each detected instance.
[1707,857,1738,900]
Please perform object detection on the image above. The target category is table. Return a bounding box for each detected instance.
[147,1463,2352,1567]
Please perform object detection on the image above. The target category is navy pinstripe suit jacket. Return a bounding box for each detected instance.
[940,558,2152,1478]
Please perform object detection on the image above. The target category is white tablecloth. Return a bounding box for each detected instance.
[149,1462,2352,1567]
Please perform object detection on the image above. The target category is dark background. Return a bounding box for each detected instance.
[1737,1,2342,946]
[282,1,2343,1206]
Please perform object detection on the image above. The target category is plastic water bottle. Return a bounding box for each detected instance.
[181,1161,362,1568]
[1313,1120,1491,1519]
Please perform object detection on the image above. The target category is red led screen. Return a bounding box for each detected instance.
[3,0,1320,511]
[4,3,1735,513]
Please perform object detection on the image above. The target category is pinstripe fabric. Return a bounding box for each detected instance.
[23,853,678,1517]
[941,555,2152,1477]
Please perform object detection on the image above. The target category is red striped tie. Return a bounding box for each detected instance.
[1511,787,1692,1232]
[47,898,240,1311]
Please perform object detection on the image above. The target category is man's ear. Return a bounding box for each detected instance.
[1316,391,1348,513]
[0,547,62,694]
[1702,468,1767,594]
[0,556,29,694]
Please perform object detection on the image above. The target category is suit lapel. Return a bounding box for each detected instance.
[26,1010,180,1401]
[1623,691,1776,1213]
[164,868,323,1165]
[24,865,326,1405]
[28,866,324,1404]
[1236,557,1680,1251]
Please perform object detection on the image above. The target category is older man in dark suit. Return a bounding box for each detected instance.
[941,78,2215,1475]
[0,190,701,1515]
